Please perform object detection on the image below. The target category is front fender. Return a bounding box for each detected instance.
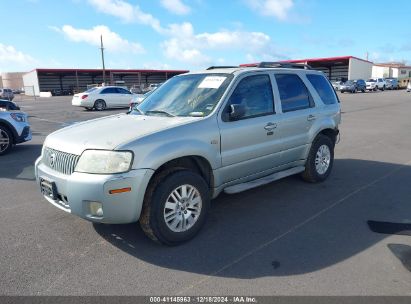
[133,139,221,171]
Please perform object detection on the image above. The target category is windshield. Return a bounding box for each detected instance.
[134,73,233,117]
[367,79,376,82]
[344,81,353,85]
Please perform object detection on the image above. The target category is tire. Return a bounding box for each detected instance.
[362,89,366,93]
[352,88,356,93]
[140,169,210,245]
[382,85,385,91]
[0,125,13,156]
[374,87,377,92]
[301,134,334,183]
[94,99,106,111]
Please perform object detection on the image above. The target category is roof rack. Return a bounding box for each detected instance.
[206,66,239,70]
[257,62,312,70]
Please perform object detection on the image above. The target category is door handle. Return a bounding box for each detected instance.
[264,122,277,131]
[307,115,316,121]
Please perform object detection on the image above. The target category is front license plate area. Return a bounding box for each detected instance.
[40,177,57,200]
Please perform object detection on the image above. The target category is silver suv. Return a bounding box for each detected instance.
[35,63,341,245]
[0,106,32,155]
[0,88,15,101]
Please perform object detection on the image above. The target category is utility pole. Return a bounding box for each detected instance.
[100,35,106,84]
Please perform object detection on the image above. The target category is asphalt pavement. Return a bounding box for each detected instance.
[1,91,411,295]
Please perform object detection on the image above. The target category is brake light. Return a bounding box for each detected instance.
[81,95,88,100]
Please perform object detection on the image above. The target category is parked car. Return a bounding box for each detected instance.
[51,88,74,96]
[0,99,20,111]
[407,82,411,92]
[353,79,366,92]
[385,78,399,90]
[366,78,386,91]
[0,88,14,100]
[35,62,341,245]
[128,89,156,111]
[0,107,31,155]
[339,81,356,93]
[71,86,134,110]
[147,83,163,91]
[332,81,344,91]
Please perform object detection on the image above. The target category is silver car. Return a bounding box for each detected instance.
[0,88,15,101]
[35,63,341,245]
[0,106,32,155]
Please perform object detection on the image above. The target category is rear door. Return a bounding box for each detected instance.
[99,87,117,107]
[218,73,283,183]
[272,72,317,164]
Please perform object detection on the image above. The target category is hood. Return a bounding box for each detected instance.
[44,114,198,155]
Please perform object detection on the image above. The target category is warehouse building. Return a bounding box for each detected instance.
[372,63,411,88]
[22,68,189,96]
[280,56,373,81]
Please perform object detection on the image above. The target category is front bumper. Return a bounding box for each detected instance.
[15,126,32,144]
[35,157,154,224]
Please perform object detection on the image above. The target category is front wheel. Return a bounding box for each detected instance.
[0,125,13,156]
[140,170,210,245]
[302,135,334,183]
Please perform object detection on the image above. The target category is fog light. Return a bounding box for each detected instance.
[89,201,103,217]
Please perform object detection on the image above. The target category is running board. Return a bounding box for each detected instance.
[224,166,305,194]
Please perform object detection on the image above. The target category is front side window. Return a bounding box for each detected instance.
[275,74,312,112]
[117,88,131,94]
[225,74,274,119]
[306,74,338,105]
[136,73,233,117]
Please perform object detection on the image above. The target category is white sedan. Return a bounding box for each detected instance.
[72,86,134,111]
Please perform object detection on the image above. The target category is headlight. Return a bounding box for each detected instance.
[10,113,26,122]
[75,150,133,174]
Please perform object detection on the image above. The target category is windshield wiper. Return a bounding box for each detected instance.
[145,110,175,117]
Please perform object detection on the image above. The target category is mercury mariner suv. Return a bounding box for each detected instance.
[35,63,341,245]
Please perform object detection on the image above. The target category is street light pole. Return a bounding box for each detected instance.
[100,35,106,85]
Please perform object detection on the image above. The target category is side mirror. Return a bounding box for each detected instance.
[229,104,246,121]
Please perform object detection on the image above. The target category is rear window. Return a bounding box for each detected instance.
[306,74,338,105]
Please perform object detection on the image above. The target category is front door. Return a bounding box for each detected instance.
[218,73,283,184]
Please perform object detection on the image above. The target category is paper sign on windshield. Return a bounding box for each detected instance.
[198,76,227,89]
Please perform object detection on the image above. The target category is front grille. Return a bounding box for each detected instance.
[43,147,80,175]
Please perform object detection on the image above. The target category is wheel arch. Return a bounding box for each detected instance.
[148,155,214,190]
[0,119,17,144]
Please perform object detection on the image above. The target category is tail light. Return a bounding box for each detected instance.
[81,95,88,100]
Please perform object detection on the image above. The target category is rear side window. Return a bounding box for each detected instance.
[306,74,338,105]
[275,74,312,112]
[227,74,274,119]
[101,88,117,94]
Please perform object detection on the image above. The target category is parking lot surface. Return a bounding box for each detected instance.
[1,91,411,295]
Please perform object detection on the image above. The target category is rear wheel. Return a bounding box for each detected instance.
[0,125,13,156]
[94,99,106,111]
[140,170,210,245]
[382,85,385,91]
[302,135,334,183]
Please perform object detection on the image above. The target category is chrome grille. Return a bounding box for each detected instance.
[43,147,80,175]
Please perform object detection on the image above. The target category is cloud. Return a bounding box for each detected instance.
[86,0,289,67]
[53,25,145,54]
[160,0,191,15]
[87,0,164,33]
[245,0,294,21]
[0,44,36,70]
[161,22,287,66]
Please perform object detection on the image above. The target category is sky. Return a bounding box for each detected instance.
[1,0,411,72]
